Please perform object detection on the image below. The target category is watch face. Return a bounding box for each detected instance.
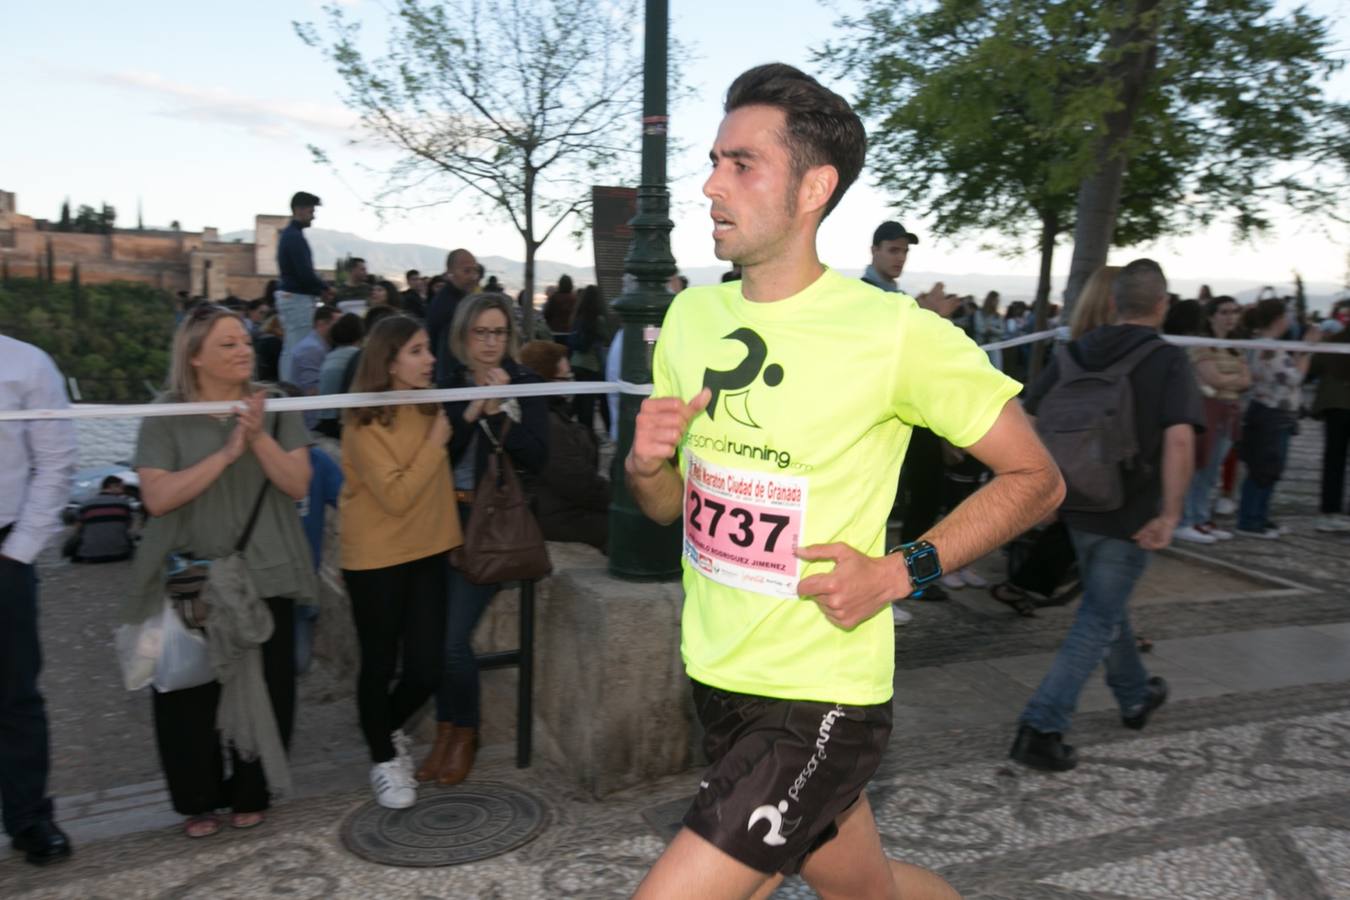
[908,545,942,582]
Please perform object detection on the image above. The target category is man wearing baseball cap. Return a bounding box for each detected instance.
[862,220,919,293]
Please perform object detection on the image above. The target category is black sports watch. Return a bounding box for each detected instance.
[887,539,943,597]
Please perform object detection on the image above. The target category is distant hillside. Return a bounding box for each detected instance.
[221,229,595,290]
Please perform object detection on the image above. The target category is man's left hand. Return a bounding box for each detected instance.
[1132,515,1176,551]
[797,543,907,630]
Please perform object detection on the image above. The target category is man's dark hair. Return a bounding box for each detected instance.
[347,257,366,270]
[1249,297,1288,332]
[446,248,471,271]
[330,312,364,347]
[290,191,321,211]
[313,305,339,326]
[724,63,866,218]
[1112,258,1167,320]
[557,274,573,294]
[405,269,420,282]
[100,475,124,490]
[677,275,689,290]
[246,298,266,312]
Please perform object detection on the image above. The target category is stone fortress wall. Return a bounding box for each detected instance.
[0,190,326,301]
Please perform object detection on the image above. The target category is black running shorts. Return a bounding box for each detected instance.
[681,680,894,875]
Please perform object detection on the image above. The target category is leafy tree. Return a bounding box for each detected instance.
[0,278,175,402]
[58,199,71,232]
[296,0,665,325]
[820,0,1350,313]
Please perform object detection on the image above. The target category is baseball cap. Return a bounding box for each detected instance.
[872,221,919,246]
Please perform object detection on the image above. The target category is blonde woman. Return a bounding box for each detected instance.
[1069,265,1122,340]
[340,315,462,808]
[128,304,315,838]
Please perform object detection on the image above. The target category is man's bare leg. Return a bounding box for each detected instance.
[799,795,960,899]
[632,827,777,900]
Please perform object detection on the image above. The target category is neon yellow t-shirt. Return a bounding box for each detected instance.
[652,267,1021,705]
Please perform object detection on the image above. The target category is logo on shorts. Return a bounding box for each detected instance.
[745,704,845,847]
[702,328,784,429]
[747,801,798,847]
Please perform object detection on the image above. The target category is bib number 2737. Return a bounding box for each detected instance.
[683,452,808,598]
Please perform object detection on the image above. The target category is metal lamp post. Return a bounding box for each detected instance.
[608,0,681,581]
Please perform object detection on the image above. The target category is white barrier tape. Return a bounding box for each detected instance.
[3,330,1346,423]
[0,380,656,422]
[974,329,1061,352]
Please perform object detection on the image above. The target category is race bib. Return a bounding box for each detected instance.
[683,452,808,598]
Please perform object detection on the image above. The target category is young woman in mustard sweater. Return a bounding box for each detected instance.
[340,315,462,808]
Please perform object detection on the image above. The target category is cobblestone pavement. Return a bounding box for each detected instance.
[4,420,1347,898]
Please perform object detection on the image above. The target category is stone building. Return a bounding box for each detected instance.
[0,190,317,300]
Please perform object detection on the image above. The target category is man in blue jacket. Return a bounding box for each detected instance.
[275,191,331,378]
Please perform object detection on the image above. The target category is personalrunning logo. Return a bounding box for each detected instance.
[702,327,784,429]
[746,705,845,848]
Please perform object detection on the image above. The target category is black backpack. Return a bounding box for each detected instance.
[1035,339,1166,513]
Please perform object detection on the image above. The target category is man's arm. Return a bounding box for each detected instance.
[2,354,78,563]
[1132,423,1193,550]
[798,400,1064,629]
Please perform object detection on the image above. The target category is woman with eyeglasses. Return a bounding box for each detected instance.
[416,293,548,785]
[127,304,315,839]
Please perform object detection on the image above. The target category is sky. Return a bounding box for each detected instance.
[4,0,1349,295]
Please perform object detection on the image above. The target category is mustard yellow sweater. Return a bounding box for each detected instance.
[340,405,462,571]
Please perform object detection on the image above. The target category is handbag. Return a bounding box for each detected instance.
[167,416,277,629]
[451,418,552,585]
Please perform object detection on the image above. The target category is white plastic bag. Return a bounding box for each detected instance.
[115,608,163,692]
[152,599,215,693]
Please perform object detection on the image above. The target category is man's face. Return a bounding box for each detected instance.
[293,206,315,226]
[871,238,909,281]
[449,252,479,291]
[702,105,801,266]
[349,261,367,283]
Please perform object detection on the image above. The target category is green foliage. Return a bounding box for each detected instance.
[819,0,1350,260]
[0,278,175,403]
[70,203,116,234]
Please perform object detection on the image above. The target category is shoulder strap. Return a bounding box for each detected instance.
[1103,337,1169,375]
[236,414,281,553]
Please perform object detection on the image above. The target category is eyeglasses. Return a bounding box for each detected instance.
[470,327,510,342]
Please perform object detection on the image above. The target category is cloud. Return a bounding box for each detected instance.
[96,69,357,142]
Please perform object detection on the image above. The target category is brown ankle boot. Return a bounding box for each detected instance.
[436,725,478,785]
[415,722,454,783]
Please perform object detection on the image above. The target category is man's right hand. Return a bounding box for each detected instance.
[628,388,712,478]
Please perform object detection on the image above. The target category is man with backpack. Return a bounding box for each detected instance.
[1010,258,1204,772]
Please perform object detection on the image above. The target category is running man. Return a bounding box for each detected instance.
[627,64,1065,899]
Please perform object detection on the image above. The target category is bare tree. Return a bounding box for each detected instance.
[296,0,649,328]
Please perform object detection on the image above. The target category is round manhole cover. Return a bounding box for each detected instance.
[340,782,547,867]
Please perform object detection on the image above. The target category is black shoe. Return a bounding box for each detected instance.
[1122,676,1168,731]
[11,819,72,866]
[1009,724,1079,772]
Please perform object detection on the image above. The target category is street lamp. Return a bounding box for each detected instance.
[608,0,681,581]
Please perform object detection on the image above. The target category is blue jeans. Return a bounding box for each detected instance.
[1182,432,1232,528]
[274,291,316,383]
[0,555,52,836]
[1237,429,1292,531]
[435,567,498,727]
[1019,528,1151,735]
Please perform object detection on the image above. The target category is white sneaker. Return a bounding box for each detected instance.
[1173,525,1217,544]
[940,572,965,590]
[893,604,913,626]
[1196,523,1233,541]
[960,568,989,588]
[391,729,415,779]
[371,760,416,809]
[1215,497,1237,516]
[1314,515,1350,533]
